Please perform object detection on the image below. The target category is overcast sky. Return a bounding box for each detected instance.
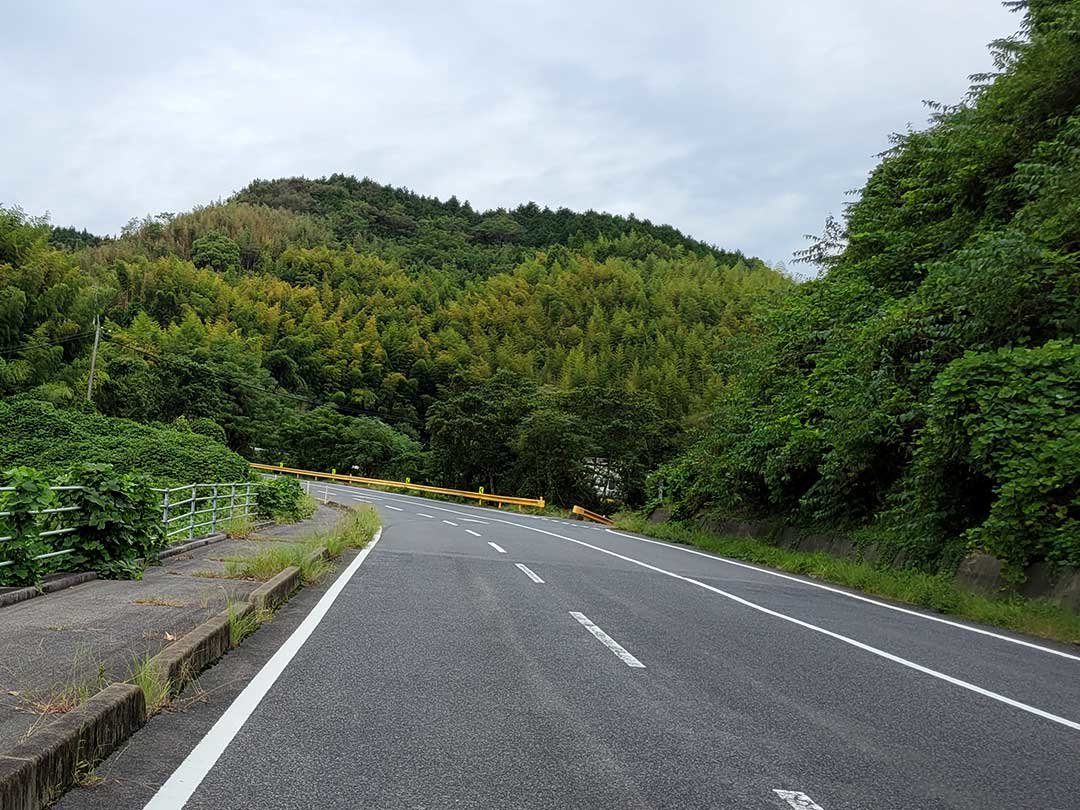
[4,0,1019,268]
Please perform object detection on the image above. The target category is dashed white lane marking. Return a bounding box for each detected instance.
[488,542,506,554]
[774,790,824,809]
[601,529,1080,664]
[465,529,482,537]
[442,520,459,526]
[515,563,545,583]
[417,513,435,518]
[570,612,643,667]
[384,505,403,511]
[461,518,488,524]
[142,529,384,809]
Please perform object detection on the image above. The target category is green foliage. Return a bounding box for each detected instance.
[255,475,314,521]
[62,463,163,579]
[660,2,1080,574]
[911,341,1080,573]
[0,399,249,485]
[191,231,241,273]
[0,466,59,586]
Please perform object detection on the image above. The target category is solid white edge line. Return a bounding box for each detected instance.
[601,529,1080,664]
[570,611,643,667]
[465,529,482,537]
[315,483,1079,665]
[774,789,824,809]
[488,542,506,553]
[515,563,545,584]
[143,528,384,809]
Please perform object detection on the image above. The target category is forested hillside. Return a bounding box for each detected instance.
[0,180,786,504]
[657,0,1080,577]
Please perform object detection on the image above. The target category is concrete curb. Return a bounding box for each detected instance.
[146,603,252,687]
[157,532,226,560]
[0,683,145,810]
[303,545,329,567]
[249,566,301,611]
[0,572,98,609]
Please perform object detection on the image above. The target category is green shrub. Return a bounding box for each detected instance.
[0,466,59,586]
[0,399,249,485]
[255,476,314,522]
[62,463,164,579]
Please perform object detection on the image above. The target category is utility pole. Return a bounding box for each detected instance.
[86,314,101,401]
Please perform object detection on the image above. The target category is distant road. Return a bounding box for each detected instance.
[124,484,1080,808]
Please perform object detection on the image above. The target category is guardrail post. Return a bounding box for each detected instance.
[211,484,219,531]
[162,488,170,533]
[187,484,197,540]
[245,482,252,518]
[229,483,236,519]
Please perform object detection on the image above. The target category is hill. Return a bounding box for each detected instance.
[0,183,789,504]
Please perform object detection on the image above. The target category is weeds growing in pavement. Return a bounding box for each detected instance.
[129,654,170,715]
[222,515,254,539]
[227,602,271,646]
[612,513,1080,645]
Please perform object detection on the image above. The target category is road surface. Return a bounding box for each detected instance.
[71,483,1080,809]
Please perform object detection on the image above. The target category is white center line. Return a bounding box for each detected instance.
[570,611,643,667]
[417,513,435,518]
[774,790,825,809]
[515,563,545,583]
[442,520,459,526]
[488,542,506,553]
[465,529,482,537]
[384,505,403,511]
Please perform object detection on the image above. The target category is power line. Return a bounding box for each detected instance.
[0,330,98,356]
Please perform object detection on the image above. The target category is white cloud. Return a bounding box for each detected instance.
[2,0,1020,265]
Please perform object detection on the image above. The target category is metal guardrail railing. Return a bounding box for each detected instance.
[572,505,614,526]
[0,485,85,569]
[251,462,546,509]
[0,481,257,571]
[154,482,256,543]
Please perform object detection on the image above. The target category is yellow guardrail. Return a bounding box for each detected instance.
[572,505,613,526]
[250,463,546,509]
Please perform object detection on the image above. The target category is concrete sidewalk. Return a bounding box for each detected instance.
[0,506,340,748]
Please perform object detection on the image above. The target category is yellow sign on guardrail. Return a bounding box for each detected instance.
[250,463,546,509]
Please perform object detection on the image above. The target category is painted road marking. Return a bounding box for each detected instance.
[321,484,1080,665]
[461,518,488,524]
[465,529,482,537]
[417,513,435,518]
[516,563,545,584]
[384,505,403,511]
[442,520,459,526]
[570,612,643,667]
[774,790,824,809]
[347,492,1080,731]
[488,542,507,553]
[143,529,384,809]
[600,529,1080,664]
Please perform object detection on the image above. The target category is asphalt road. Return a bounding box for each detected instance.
[64,483,1080,810]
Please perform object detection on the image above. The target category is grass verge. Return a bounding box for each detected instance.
[223,505,380,584]
[613,513,1080,646]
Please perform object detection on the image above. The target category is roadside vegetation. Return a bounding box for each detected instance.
[614,514,1080,645]
[223,505,379,583]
